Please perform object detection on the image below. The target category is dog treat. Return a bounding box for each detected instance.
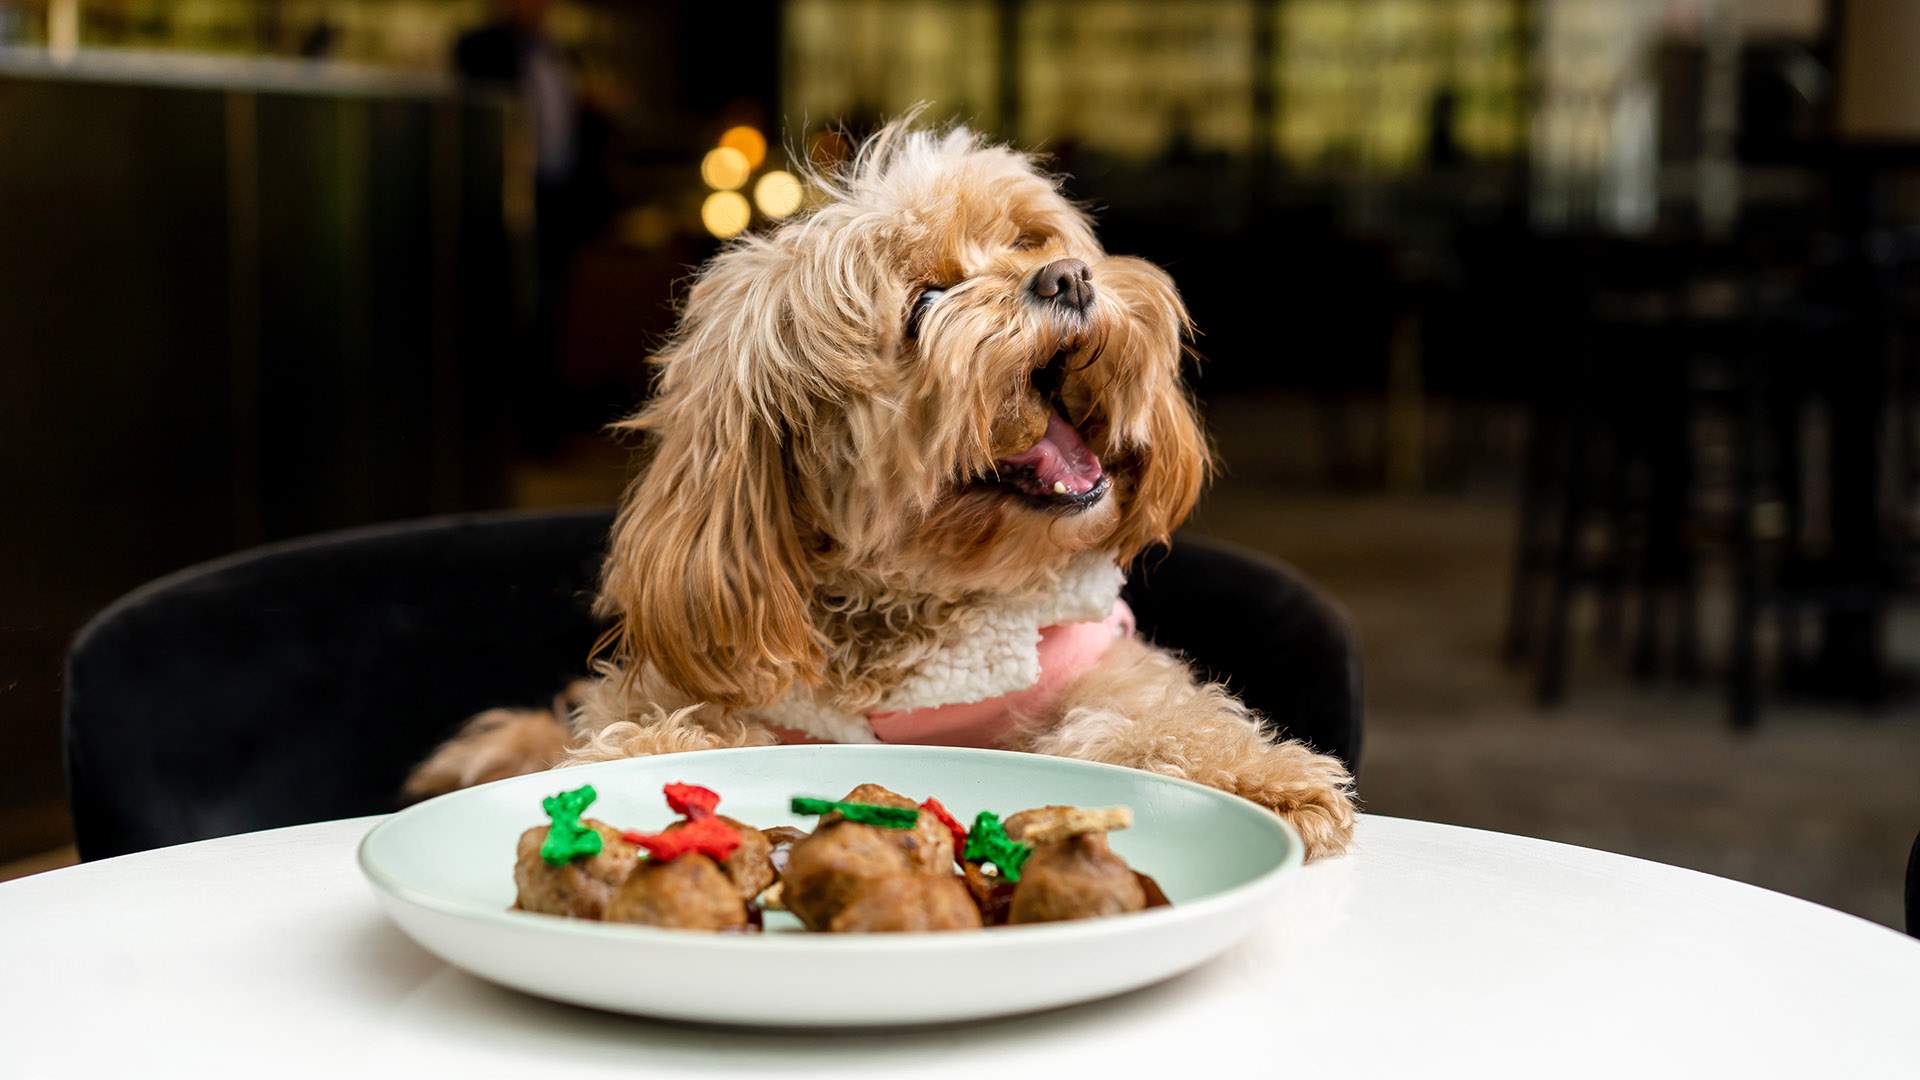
[828,873,983,933]
[663,782,722,819]
[961,860,1018,925]
[511,781,1166,934]
[845,783,956,874]
[712,818,776,901]
[1004,805,1132,845]
[622,815,742,863]
[762,825,810,848]
[621,783,773,902]
[961,811,1033,882]
[761,825,805,882]
[782,784,932,930]
[919,797,970,852]
[1002,806,1146,924]
[514,818,638,919]
[1135,871,1172,909]
[1006,831,1146,924]
[789,796,920,829]
[607,852,748,930]
[538,784,605,865]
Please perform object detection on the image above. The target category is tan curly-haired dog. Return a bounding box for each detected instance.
[407,120,1356,859]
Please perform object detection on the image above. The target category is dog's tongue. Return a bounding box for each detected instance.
[997,410,1104,496]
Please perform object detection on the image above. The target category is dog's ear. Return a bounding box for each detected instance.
[1095,257,1211,560]
[1120,382,1208,558]
[596,242,822,708]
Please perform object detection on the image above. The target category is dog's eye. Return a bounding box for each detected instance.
[906,286,947,338]
[1012,232,1047,251]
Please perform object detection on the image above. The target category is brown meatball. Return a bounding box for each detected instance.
[1007,832,1147,925]
[829,875,984,933]
[605,854,748,930]
[1136,871,1172,909]
[841,783,909,805]
[719,815,775,900]
[782,819,914,931]
[761,825,810,848]
[762,826,807,886]
[838,783,954,874]
[661,815,773,901]
[513,819,639,919]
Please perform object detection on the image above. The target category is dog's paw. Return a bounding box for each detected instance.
[402,707,570,801]
[1227,743,1357,861]
[1272,786,1357,862]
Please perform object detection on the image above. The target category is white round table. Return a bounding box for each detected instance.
[4,815,1917,1078]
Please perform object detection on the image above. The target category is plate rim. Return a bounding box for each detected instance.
[359,744,1304,952]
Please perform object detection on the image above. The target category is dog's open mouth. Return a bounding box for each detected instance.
[984,352,1108,511]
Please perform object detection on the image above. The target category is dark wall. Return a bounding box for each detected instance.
[0,66,521,859]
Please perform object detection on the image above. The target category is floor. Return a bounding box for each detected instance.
[1193,485,1920,930]
[8,398,1918,931]
[1193,395,1920,930]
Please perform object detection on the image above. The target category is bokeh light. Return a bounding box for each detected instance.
[753,170,804,219]
[719,125,768,170]
[617,205,675,250]
[701,191,752,238]
[699,147,751,191]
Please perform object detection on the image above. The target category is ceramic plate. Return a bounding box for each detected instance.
[359,745,1301,1026]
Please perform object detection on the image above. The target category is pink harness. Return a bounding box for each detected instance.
[770,600,1135,748]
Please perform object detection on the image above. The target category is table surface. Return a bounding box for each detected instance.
[5,814,1918,1079]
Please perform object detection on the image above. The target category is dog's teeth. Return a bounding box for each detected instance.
[1052,480,1069,495]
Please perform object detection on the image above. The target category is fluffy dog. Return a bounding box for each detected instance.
[407,121,1357,858]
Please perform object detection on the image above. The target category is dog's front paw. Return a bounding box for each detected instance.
[1227,743,1357,861]
[402,706,570,801]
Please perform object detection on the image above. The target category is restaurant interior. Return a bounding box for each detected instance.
[3,0,1919,937]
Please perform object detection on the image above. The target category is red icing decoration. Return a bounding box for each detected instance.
[622,815,741,862]
[664,782,721,819]
[920,797,968,853]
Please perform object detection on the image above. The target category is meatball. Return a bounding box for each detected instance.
[1006,831,1147,925]
[718,815,775,900]
[513,819,639,919]
[761,825,810,849]
[661,815,773,901]
[605,854,748,930]
[829,875,984,933]
[784,783,961,930]
[839,783,955,874]
[1136,871,1172,909]
[782,818,915,931]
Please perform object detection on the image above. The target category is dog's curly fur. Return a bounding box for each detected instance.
[406,120,1357,859]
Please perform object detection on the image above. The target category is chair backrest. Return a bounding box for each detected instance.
[1122,534,1363,771]
[65,509,613,860]
[1907,831,1919,938]
[67,517,1362,859]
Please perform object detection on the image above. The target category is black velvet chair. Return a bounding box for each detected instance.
[1907,831,1919,939]
[65,511,1362,859]
[1122,536,1362,769]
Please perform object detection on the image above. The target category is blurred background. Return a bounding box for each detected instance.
[5,0,1919,928]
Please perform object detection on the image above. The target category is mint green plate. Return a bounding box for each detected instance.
[360,745,1301,1026]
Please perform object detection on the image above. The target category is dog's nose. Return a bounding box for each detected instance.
[1030,258,1093,312]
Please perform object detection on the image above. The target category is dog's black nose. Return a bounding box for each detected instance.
[1030,258,1093,312]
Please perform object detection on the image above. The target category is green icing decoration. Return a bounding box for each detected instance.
[962,811,1032,882]
[539,784,604,866]
[789,796,920,829]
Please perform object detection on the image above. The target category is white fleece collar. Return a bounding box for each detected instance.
[756,552,1125,743]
